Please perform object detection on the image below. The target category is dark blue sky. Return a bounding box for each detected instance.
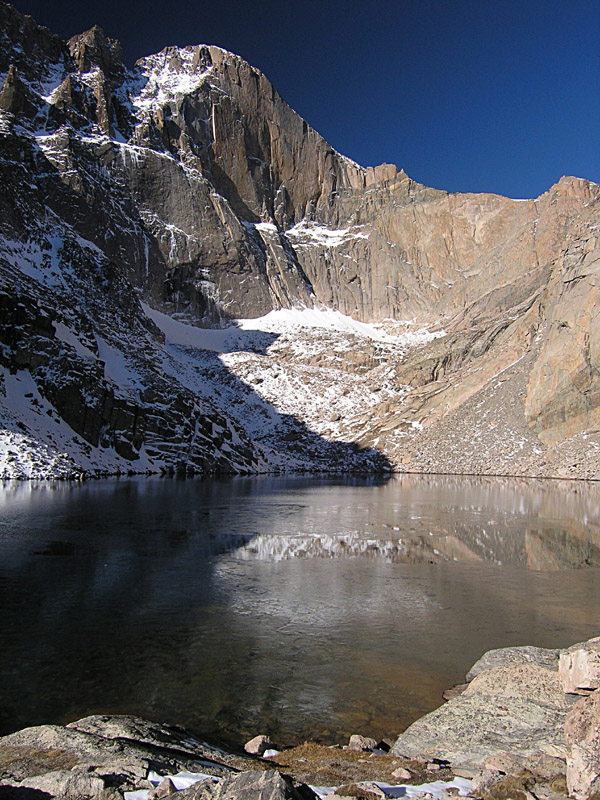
[11,0,600,199]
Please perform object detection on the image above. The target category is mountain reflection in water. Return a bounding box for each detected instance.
[233,527,600,568]
[0,473,599,745]
[230,474,600,569]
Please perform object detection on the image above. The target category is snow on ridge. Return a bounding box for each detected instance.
[36,61,67,103]
[286,220,369,248]
[129,47,213,113]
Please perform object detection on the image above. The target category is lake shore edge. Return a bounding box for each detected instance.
[1,637,599,800]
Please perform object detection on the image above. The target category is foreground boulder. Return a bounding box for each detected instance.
[391,662,570,772]
[14,768,114,798]
[565,689,600,799]
[0,715,246,798]
[175,770,317,800]
[465,645,560,682]
[347,735,378,752]
[559,638,600,695]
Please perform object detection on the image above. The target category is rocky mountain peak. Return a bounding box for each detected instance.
[552,174,600,203]
[0,0,63,78]
[67,24,123,82]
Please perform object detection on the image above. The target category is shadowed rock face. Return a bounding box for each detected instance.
[0,0,599,477]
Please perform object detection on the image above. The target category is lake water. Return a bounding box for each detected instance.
[1,473,599,746]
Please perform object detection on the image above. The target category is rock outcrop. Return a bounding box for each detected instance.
[565,690,600,799]
[0,0,599,478]
[0,715,245,797]
[391,635,600,798]
[465,645,560,682]
[559,637,600,695]
[391,663,570,772]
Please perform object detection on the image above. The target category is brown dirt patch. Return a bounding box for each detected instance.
[0,745,78,782]
[267,743,453,787]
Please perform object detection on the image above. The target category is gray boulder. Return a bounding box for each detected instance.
[565,689,600,799]
[465,645,560,682]
[559,638,600,695]
[176,770,318,800]
[244,737,274,757]
[392,663,569,772]
[347,736,378,752]
[17,770,108,798]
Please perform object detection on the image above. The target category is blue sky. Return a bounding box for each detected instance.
[12,0,600,199]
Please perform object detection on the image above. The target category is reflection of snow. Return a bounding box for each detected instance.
[234,532,412,562]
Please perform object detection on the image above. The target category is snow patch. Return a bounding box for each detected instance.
[0,368,148,479]
[129,47,213,114]
[286,221,369,248]
[53,322,97,361]
[0,235,66,289]
[96,336,145,396]
[38,61,67,103]
[143,303,399,349]
[124,771,470,800]
[253,222,279,234]
[241,306,398,342]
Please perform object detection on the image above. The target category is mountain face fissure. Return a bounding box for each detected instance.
[0,1,599,479]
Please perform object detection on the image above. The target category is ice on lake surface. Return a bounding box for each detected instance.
[0,473,599,744]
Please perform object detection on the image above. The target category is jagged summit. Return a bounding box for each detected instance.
[0,1,599,480]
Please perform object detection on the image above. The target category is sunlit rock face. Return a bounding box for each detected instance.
[0,1,599,478]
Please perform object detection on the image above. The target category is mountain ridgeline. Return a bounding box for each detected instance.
[0,1,599,479]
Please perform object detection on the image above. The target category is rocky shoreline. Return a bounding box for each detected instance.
[1,638,599,800]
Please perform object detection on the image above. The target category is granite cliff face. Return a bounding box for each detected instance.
[0,1,599,478]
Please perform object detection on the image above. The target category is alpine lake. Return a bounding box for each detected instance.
[1,473,599,746]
